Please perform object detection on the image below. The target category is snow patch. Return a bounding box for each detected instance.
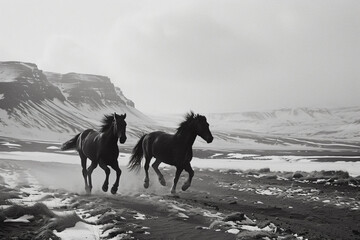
[4,214,34,223]
[54,222,101,240]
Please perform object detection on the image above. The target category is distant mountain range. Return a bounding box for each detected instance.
[205,108,360,151]
[208,107,360,140]
[0,61,359,151]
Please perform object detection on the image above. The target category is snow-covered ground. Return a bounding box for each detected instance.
[1,151,359,177]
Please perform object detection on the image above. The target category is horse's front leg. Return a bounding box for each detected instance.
[171,167,183,194]
[110,162,122,194]
[79,153,90,193]
[87,161,98,194]
[99,161,110,192]
[182,164,194,191]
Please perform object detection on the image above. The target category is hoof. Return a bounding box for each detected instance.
[85,186,92,194]
[144,181,149,189]
[181,184,190,191]
[111,187,118,195]
[102,185,108,192]
[171,189,176,195]
[159,178,166,186]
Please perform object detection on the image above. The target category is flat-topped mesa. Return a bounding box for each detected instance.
[45,72,134,109]
[0,61,65,109]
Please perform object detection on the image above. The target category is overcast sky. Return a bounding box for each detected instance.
[0,0,359,114]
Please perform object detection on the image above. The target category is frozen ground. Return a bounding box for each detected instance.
[1,151,360,177]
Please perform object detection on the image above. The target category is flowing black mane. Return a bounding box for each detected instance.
[176,111,206,135]
[100,114,115,133]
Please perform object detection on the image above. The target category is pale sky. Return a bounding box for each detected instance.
[0,0,359,114]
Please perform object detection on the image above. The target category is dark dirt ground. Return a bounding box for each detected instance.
[0,157,359,240]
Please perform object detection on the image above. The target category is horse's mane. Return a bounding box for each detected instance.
[100,114,115,132]
[176,111,206,135]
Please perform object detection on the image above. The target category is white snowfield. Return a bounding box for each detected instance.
[0,151,359,177]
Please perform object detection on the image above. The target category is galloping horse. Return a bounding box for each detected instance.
[61,113,127,194]
[128,112,213,194]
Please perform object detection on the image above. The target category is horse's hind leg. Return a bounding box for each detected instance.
[144,156,151,188]
[79,152,90,193]
[152,159,166,186]
[109,162,122,194]
[182,164,194,191]
[99,160,110,192]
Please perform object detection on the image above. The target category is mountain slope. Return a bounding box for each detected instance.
[207,107,360,141]
[0,61,153,142]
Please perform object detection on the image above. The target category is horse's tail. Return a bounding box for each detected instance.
[128,134,146,172]
[61,133,80,151]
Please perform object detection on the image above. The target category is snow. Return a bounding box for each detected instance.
[0,168,19,188]
[1,151,359,177]
[46,146,60,150]
[0,94,4,100]
[54,222,101,240]
[0,151,79,165]
[4,214,34,223]
[1,142,21,147]
[227,153,259,159]
[190,157,360,177]
[133,212,146,220]
[226,228,240,234]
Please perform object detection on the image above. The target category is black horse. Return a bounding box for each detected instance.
[128,112,213,194]
[61,113,127,194]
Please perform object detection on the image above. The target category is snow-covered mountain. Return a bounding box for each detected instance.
[0,61,359,151]
[0,61,154,142]
[208,107,360,141]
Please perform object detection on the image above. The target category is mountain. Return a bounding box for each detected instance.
[208,107,360,140]
[0,61,153,142]
[202,107,360,150]
[1,61,359,151]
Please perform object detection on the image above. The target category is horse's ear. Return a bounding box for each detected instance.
[123,113,126,119]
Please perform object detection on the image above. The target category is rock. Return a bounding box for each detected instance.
[236,230,272,240]
[134,228,145,234]
[107,228,126,238]
[263,175,277,179]
[97,212,117,225]
[280,235,298,240]
[258,168,270,173]
[257,220,271,228]
[223,212,245,222]
[226,169,239,174]
[89,207,111,217]
[0,211,6,223]
[209,220,232,230]
[292,172,303,179]
[209,220,226,229]
[102,224,115,233]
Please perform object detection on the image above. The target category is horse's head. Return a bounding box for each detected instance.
[194,114,213,144]
[113,112,127,144]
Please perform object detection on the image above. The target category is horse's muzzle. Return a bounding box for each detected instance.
[206,136,214,143]
[119,136,127,144]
